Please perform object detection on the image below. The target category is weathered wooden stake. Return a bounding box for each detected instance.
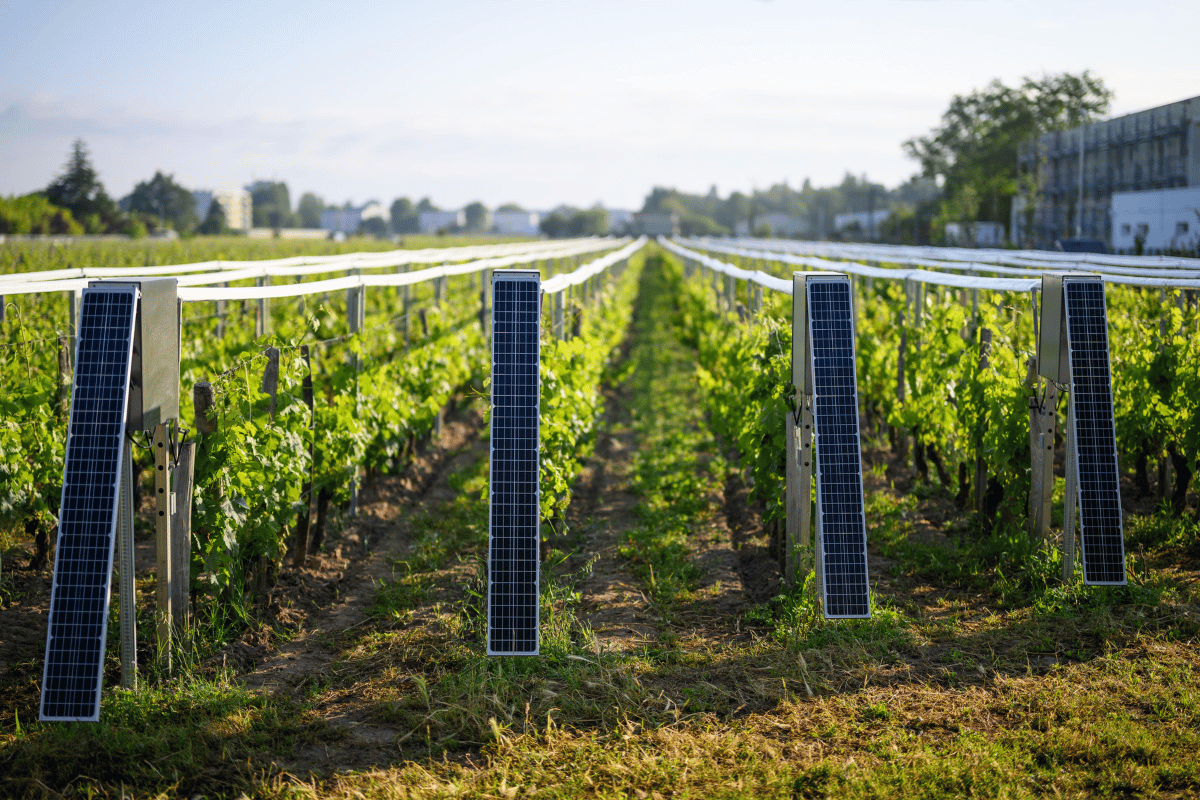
[1062,400,1079,583]
[552,291,563,339]
[56,336,71,417]
[261,347,280,419]
[171,441,194,637]
[117,445,137,689]
[68,289,78,358]
[255,276,270,338]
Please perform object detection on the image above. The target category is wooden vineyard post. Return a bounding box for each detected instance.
[1025,357,1041,534]
[152,422,174,672]
[485,268,493,342]
[117,441,137,689]
[294,346,315,567]
[479,277,488,334]
[57,336,71,417]
[67,288,78,359]
[194,381,217,439]
[554,291,564,340]
[216,284,227,340]
[1026,287,1056,541]
[171,440,194,638]
[974,328,992,514]
[1062,400,1079,583]
[788,273,815,588]
[1028,375,1058,542]
[261,347,280,419]
[255,276,270,338]
[403,283,411,351]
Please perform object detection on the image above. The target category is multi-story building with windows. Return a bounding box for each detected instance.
[1014,95,1200,250]
[192,189,252,231]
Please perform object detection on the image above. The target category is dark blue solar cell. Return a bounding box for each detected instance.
[41,285,137,721]
[488,274,541,655]
[807,279,871,618]
[1064,279,1126,585]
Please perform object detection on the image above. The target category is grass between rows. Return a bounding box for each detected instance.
[617,253,725,606]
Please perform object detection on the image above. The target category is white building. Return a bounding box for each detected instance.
[945,221,1006,247]
[633,212,679,237]
[1111,187,1200,253]
[833,210,890,236]
[606,209,633,233]
[193,189,252,231]
[320,201,387,235]
[418,209,465,234]
[494,210,541,235]
[736,213,810,237]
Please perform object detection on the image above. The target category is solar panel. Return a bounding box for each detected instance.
[1063,278,1126,585]
[487,271,541,655]
[41,284,138,721]
[807,277,871,618]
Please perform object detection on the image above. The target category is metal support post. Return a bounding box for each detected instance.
[153,422,173,672]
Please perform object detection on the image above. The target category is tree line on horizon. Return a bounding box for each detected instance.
[644,71,1111,245]
[1,71,1110,244]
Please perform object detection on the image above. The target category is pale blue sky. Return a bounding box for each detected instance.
[1,0,1197,210]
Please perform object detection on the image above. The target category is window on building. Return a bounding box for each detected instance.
[1137,223,1149,236]
[1178,222,1190,236]
[1121,224,1131,235]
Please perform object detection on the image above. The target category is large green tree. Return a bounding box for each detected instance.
[249,181,296,229]
[463,201,489,232]
[903,71,1111,232]
[567,208,608,236]
[197,198,228,235]
[43,139,117,232]
[297,192,325,228]
[389,197,419,233]
[124,171,198,233]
